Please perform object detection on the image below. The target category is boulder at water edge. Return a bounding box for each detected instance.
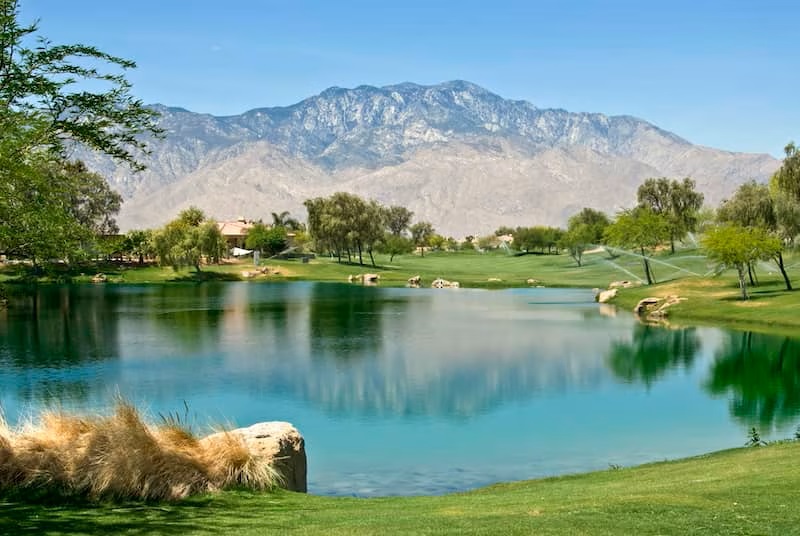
[204,422,307,492]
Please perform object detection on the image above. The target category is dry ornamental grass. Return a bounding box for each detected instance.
[0,403,280,501]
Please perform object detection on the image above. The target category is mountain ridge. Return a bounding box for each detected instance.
[80,80,779,236]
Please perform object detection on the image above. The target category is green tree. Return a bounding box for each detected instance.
[774,142,800,200]
[121,229,153,265]
[703,225,781,300]
[429,234,446,251]
[64,162,123,236]
[0,157,122,264]
[178,206,206,227]
[494,226,515,237]
[410,221,435,257]
[0,0,160,166]
[0,1,159,265]
[559,223,595,267]
[303,193,383,265]
[771,143,800,252]
[568,208,610,244]
[383,205,414,236]
[513,226,562,254]
[245,222,288,257]
[717,181,793,291]
[377,234,413,262]
[604,208,670,284]
[270,211,302,231]
[558,208,610,267]
[153,210,224,272]
[637,177,704,254]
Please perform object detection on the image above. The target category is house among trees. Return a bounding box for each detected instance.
[217,218,254,250]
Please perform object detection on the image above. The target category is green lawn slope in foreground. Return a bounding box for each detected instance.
[2,441,799,535]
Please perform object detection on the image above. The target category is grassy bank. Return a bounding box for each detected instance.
[0,247,714,289]
[2,440,799,535]
[612,275,800,335]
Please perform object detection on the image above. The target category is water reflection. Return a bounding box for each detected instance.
[0,286,120,366]
[607,324,702,387]
[147,284,226,352]
[5,283,800,495]
[706,332,800,430]
[308,283,385,361]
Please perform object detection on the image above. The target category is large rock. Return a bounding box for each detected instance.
[596,288,617,303]
[634,297,662,315]
[431,278,460,289]
[209,422,307,493]
[634,295,687,322]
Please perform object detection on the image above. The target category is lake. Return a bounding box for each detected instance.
[1,282,798,496]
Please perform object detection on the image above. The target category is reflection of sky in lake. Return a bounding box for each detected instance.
[0,282,797,496]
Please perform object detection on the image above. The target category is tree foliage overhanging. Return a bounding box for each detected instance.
[0,0,161,263]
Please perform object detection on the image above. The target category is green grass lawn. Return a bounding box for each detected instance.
[612,273,800,335]
[3,441,799,535]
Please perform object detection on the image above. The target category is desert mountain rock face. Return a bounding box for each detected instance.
[83,80,779,236]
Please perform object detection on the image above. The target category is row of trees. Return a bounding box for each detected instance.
[704,143,800,299]
[304,193,439,265]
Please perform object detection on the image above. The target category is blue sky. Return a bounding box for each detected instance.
[21,0,799,156]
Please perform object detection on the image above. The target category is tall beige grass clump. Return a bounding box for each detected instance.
[0,402,279,501]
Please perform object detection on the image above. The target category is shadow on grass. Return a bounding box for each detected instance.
[325,261,390,271]
[0,498,214,535]
[0,492,301,535]
[720,287,792,303]
[0,261,147,284]
[171,271,243,282]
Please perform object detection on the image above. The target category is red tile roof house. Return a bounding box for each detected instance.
[216,218,254,253]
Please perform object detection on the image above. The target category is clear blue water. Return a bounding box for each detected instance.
[1,282,798,496]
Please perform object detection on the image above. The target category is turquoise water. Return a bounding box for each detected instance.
[1,282,798,496]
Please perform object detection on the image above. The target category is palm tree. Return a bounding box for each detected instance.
[271,211,301,231]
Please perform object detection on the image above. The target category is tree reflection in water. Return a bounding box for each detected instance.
[0,286,120,367]
[607,324,701,388]
[706,331,800,430]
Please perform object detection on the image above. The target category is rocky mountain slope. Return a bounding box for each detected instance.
[82,80,779,236]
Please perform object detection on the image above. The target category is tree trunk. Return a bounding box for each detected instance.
[747,262,756,286]
[737,265,748,300]
[774,252,793,291]
[356,242,363,266]
[368,248,376,267]
[420,244,424,257]
[640,247,653,285]
[776,337,789,370]
[670,234,675,255]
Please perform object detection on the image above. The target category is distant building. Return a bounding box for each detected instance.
[217,218,254,250]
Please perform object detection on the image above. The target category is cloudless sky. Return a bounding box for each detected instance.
[20,0,799,156]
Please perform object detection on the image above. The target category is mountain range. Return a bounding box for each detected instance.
[80,80,780,237]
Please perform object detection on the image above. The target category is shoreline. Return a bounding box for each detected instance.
[4,258,799,337]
